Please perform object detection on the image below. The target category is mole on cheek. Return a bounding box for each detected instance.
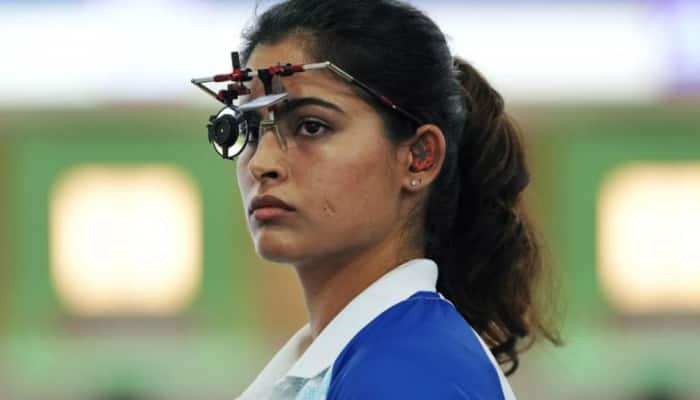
[322,199,337,216]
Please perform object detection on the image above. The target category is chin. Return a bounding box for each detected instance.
[254,231,303,263]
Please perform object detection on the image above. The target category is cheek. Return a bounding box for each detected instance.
[235,164,246,193]
[304,146,397,229]
[236,155,253,188]
[236,159,254,212]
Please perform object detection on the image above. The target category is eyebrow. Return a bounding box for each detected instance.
[280,97,346,115]
[244,96,346,119]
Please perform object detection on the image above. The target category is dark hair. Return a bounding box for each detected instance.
[241,0,562,375]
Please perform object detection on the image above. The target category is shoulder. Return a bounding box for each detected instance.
[326,292,508,400]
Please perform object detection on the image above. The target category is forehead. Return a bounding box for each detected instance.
[243,39,358,103]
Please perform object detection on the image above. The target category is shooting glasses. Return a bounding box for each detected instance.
[191,51,425,160]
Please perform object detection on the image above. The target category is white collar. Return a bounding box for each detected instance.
[238,258,438,399]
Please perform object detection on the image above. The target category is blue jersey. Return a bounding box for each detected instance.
[238,259,517,400]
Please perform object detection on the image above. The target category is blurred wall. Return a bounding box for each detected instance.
[0,102,698,399]
[0,1,698,399]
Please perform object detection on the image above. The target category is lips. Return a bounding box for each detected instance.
[248,194,295,215]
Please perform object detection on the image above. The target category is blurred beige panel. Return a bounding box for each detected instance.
[255,259,307,348]
[598,163,700,314]
[49,164,202,316]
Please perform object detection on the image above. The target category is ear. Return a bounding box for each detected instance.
[400,124,446,191]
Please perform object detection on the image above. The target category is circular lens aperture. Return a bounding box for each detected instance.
[212,115,236,146]
[207,107,249,160]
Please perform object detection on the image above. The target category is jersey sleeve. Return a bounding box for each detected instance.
[326,349,479,399]
[325,295,507,400]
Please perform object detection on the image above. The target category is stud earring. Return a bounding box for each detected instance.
[410,179,420,187]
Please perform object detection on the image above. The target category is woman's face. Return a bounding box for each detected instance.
[236,37,411,267]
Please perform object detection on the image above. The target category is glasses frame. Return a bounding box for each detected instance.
[191,52,425,125]
[191,52,426,160]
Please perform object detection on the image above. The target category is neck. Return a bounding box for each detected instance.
[294,238,423,339]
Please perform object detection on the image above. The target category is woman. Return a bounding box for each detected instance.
[228,0,561,398]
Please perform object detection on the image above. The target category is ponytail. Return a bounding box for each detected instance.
[427,57,562,376]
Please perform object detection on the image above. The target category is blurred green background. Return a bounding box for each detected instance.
[1,1,699,399]
[1,103,698,400]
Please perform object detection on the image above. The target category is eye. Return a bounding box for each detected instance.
[296,118,330,137]
[247,125,260,144]
[243,112,261,143]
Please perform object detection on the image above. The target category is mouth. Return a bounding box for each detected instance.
[248,194,295,217]
[251,206,294,222]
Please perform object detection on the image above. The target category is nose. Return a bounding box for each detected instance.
[247,125,289,183]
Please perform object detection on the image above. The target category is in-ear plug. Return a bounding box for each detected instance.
[409,140,435,172]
